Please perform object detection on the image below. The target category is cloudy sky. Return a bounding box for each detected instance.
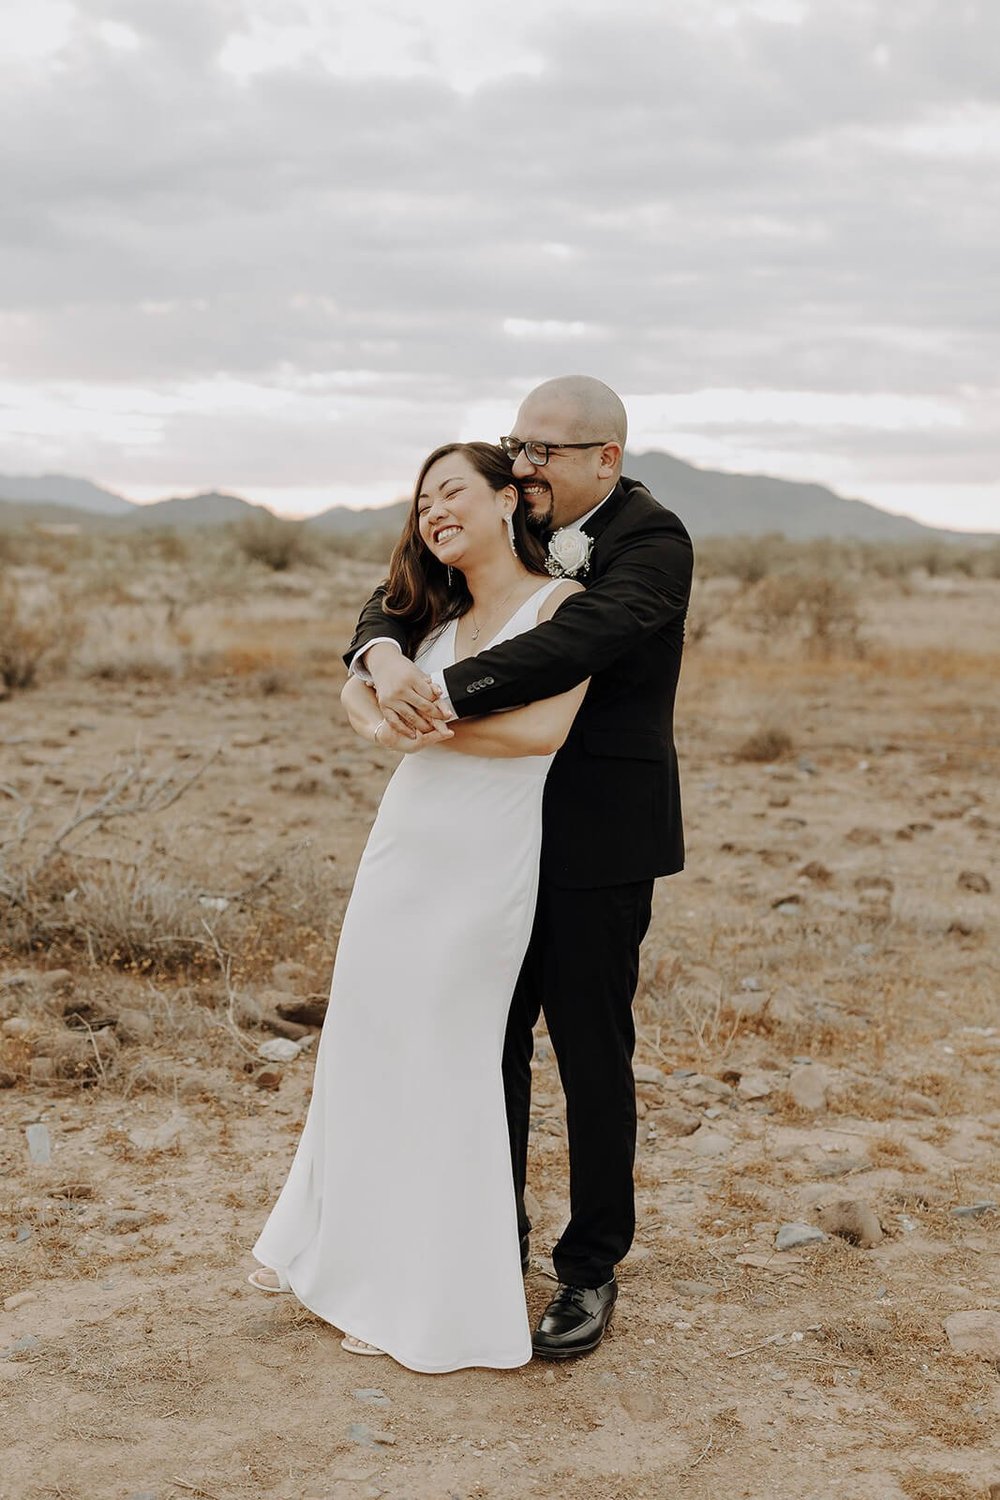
[1,0,997,527]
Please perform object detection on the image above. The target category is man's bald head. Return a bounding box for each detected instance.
[523,376,628,448]
[509,376,628,530]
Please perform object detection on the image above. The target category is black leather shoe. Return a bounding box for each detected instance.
[531,1278,618,1359]
[520,1234,530,1272]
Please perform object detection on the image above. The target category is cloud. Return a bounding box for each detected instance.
[0,0,997,523]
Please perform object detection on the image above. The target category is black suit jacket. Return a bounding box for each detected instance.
[344,476,694,889]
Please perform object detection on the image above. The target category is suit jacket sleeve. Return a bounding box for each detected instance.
[342,583,410,670]
[443,509,693,720]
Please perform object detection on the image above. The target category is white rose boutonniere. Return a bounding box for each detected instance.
[545,528,594,579]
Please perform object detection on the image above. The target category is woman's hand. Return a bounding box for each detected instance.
[374,718,454,755]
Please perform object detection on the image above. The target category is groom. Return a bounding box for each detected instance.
[345,376,693,1358]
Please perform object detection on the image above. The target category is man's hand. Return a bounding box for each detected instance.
[376,718,454,754]
[367,643,449,737]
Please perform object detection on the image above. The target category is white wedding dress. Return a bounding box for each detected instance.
[251,580,565,1373]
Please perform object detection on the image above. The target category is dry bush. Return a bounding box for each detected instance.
[737,570,865,657]
[233,515,318,571]
[0,577,73,689]
[735,724,794,761]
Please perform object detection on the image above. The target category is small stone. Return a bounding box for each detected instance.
[254,1067,282,1091]
[0,1334,40,1360]
[347,1422,396,1448]
[688,1126,731,1158]
[127,1110,188,1151]
[738,1072,773,1101]
[943,1310,1000,1361]
[815,1199,883,1248]
[262,1014,312,1041]
[853,942,875,957]
[353,1388,391,1407]
[957,870,991,894]
[657,1106,701,1137]
[257,1037,301,1063]
[4,1291,38,1310]
[25,1123,51,1164]
[37,969,74,996]
[799,861,832,883]
[740,976,762,992]
[787,1064,828,1113]
[673,1279,717,1300]
[951,1201,997,1219]
[899,1090,940,1117]
[3,1016,32,1036]
[775,1222,827,1251]
[29,1057,54,1084]
[275,996,328,1028]
[115,1008,155,1045]
[633,1063,667,1085]
[105,1209,151,1232]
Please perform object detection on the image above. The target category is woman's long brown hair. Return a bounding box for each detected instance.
[381,442,548,656]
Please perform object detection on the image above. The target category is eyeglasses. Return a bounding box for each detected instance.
[499,437,609,467]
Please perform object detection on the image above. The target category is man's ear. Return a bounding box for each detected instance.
[597,442,622,480]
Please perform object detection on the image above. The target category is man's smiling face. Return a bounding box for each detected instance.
[508,389,619,532]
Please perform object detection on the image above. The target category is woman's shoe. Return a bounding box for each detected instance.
[341,1333,386,1356]
[247,1266,292,1293]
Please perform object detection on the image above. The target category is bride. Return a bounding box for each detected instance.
[247,442,587,1372]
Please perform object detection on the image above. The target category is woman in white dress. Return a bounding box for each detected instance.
[247,442,587,1373]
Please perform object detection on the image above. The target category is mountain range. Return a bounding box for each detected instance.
[0,456,993,544]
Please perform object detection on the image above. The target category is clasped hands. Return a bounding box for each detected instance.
[369,644,455,753]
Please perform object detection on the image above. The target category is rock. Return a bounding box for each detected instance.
[633,1063,667,1085]
[799,861,832,883]
[943,1310,1000,1361]
[814,1154,868,1179]
[898,1089,940,1116]
[775,1222,827,1251]
[740,976,762,992]
[787,1064,828,1113]
[37,969,74,997]
[261,1013,312,1042]
[688,1127,731,1158]
[657,1106,701,1137]
[737,1072,773,1100]
[275,996,327,1027]
[29,1057,54,1085]
[0,1334,40,1361]
[673,1279,717,1300]
[254,1067,283,1091]
[105,1209,151,1232]
[115,1008,155,1045]
[353,1388,391,1407]
[845,826,881,845]
[347,1422,396,1448]
[272,960,308,988]
[951,1201,998,1219]
[25,1123,51,1164]
[766,989,807,1026]
[3,1016,32,1037]
[127,1110,188,1151]
[4,1291,38,1310]
[45,1027,118,1080]
[257,1037,301,1063]
[957,870,991,894]
[815,1199,883,1248]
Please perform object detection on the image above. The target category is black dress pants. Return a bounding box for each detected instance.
[502,875,654,1289]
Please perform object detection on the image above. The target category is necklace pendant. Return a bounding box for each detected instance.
[471,627,480,641]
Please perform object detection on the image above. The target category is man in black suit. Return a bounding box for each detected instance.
[345,376,693,1358]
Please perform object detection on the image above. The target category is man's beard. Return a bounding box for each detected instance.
[525,499,554,535]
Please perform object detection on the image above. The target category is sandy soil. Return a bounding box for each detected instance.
[1,564,998,1500]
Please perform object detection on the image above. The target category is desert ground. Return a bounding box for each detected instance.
[1,528,998,1500]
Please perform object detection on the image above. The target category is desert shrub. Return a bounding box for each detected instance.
[737,570,864,657]
[736,725,794,761]
[233,515,318,571]
[0,578,73,689]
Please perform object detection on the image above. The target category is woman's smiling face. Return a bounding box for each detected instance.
[416,452,514,569]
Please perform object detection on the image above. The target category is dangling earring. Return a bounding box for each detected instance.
[447,565,454,587]
[504,513,518,558]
